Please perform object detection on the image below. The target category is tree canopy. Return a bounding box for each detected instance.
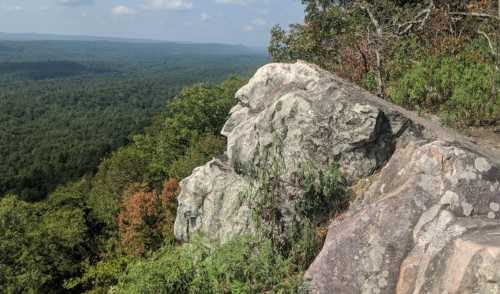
[270,0,499,125]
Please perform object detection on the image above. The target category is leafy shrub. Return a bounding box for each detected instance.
[242,138,348,254]
[297,163,348,221]
[117,244,199,294]
[64,255,132,293]
[389,45,499,125]
[193,237,302,293]
[117,179,180,256]
[117,236,303,294]
[168,134,226,180]
[0,182,90,293]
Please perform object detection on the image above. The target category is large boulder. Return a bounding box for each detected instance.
[174,61,500,293]
[174,61,414,243]
[304,140,500,293]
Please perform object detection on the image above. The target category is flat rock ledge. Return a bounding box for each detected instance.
[174,61,500,293]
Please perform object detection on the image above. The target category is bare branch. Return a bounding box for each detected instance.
[449,12,499,20]
[418,0,434,30]
[396,0,434,35]
[360,4,382,36]
[478,30,497,57]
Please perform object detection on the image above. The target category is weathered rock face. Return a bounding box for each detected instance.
[304,140,500,293]
[173,157,253,243]
[174,61,500,293]
[175,61,412,243]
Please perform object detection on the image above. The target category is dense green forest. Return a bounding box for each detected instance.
[1,0,499,293]
[0,40,261,62]
[0,41,265,201]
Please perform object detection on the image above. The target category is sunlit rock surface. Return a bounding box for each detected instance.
[174,61,500,293]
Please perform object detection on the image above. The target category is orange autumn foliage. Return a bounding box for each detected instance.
[467,0,492,12]
[161,178,181,210]
[117,178,180,256]
[336,38,375,84]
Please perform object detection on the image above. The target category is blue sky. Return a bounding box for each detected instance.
[0,0,305,47]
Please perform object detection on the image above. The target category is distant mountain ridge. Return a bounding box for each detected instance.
[0,32,265,54]
[0,37,267,65]
[0,32,161,43]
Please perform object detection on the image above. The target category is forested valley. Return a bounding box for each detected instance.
[0,39,266,292]
[0,40,265,201]
[1,0,499,293]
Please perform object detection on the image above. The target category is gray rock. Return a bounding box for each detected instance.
[173,61,500,293]
[173,156,253,244]
[175,61,411,243]
[304,140,500,294]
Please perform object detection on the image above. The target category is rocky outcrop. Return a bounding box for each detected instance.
[174,61,500,293]
[173,157,253,243]
[304,140,500,293]
[175,60,412,243]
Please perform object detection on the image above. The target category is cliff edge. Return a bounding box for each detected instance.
[174,61,500,293]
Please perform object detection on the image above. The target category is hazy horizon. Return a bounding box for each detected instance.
[0,0,305,47]
[0,31,268,50]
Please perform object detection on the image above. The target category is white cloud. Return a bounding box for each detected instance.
[215,0,252,5]
[58,0,94,7]
[242,17,267,33]
[242,24,254,32]
[112,5,137,16]
[251,17,266,26]
[200,12,210,22]
[4,5,23,11]
[144,0,193,10]
[258,8,269,15]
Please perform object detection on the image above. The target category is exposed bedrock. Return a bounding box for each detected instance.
[174,61,500,293]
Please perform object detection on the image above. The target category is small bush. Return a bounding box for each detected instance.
[389,45,499,126]
[117,236,303,294]
[242,141,348,253]
[297,163,348,221]
[117,243,200,294]
[192,237,301,293]
[168,134,226,180]
[64,256,131,293]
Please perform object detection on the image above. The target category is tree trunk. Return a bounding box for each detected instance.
[374,33,384,97]
[494,0,499,104]
[363,5,385,97]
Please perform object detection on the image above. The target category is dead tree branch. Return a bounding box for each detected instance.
[360,4,385,97]
[478,30,498,57]
[449,12,499,20]
[396,0,435,35]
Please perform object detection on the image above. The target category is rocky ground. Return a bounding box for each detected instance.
[466,126,500,152]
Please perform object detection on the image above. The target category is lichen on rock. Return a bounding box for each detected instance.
[175,61,406,244]
[174,61,500,293]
